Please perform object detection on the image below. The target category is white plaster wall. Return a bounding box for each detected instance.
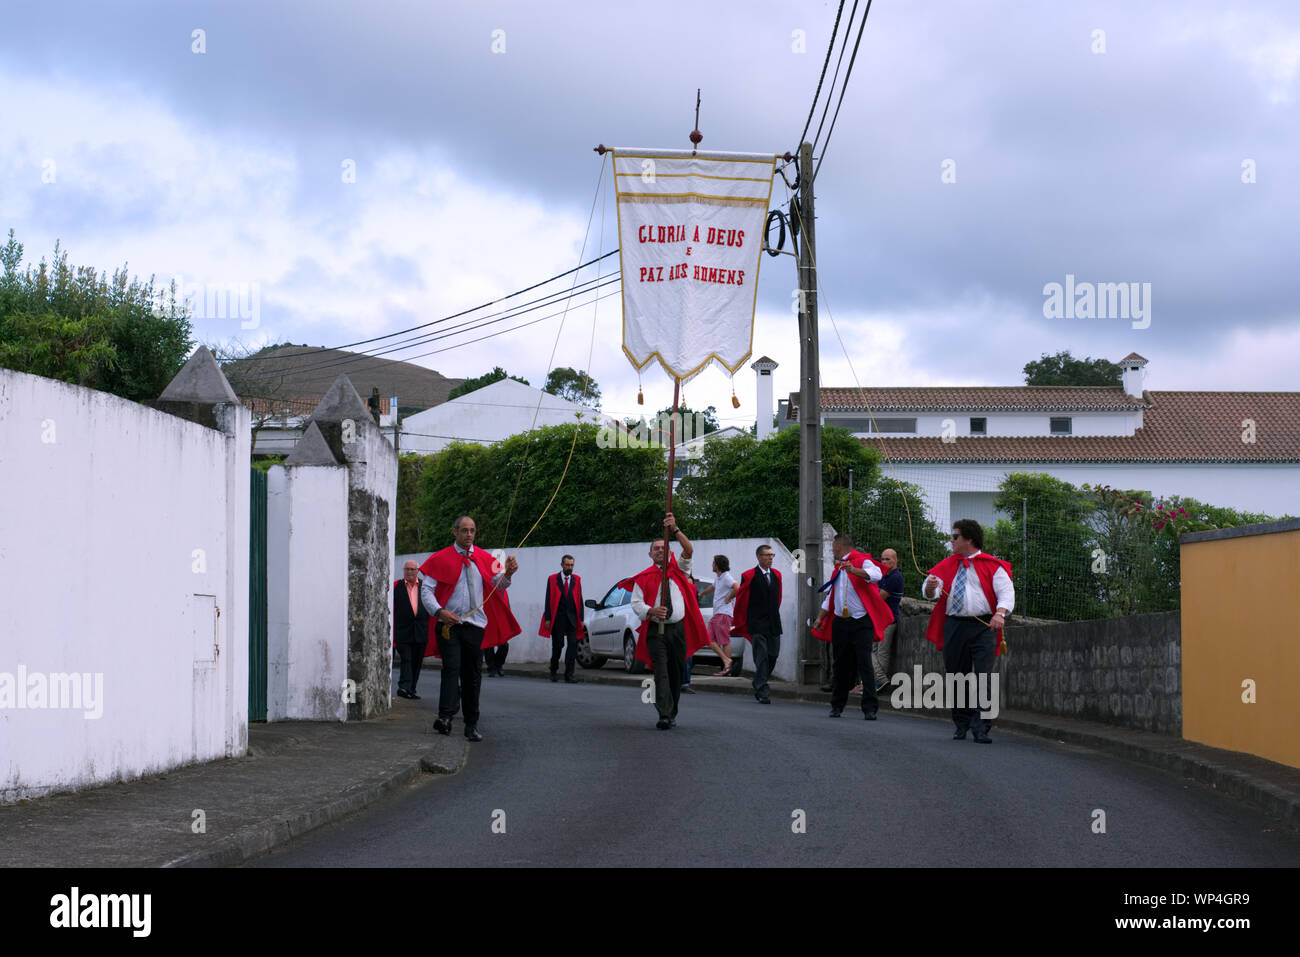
[891,463,1300,533]
[834,412,1138,438]
[0,369,249,802]
[266,464,350,721]
[396,536,803,681]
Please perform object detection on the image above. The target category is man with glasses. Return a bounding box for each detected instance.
[921,519,1014,744]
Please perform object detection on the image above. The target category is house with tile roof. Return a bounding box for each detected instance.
[783,354,1300,531]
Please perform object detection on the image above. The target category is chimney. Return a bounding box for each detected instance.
[751,356,779,439]
[1119,352,1148,398]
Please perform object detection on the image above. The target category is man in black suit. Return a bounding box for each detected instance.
[734,544,783,703]
[541,554,584,684]
[393,560,431,699]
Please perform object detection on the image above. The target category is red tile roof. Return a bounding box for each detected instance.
[788,390,1300,463]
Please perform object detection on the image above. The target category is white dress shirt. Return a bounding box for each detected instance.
[420,544,512,629]
[631,555,694,624]
[921,551,1014,617]
[820,558,882,619]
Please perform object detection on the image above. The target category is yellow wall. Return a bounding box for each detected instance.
[1181,526,1300,769]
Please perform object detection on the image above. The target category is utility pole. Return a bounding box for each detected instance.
[795,140,823,687]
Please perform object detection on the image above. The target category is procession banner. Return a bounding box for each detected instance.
[612,148,777,382]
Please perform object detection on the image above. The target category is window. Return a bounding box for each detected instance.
[969,417,987,435]
[836,417,917,433]
[1050,416,1072,434]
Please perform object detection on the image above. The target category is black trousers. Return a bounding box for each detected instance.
[549,620,579,678]
[483,642,509,674]
[830,615,878,715]
[398,640,426,693]
[751,632,780,699]
[942,617,996,734]
[436,624,485,725]
[646,621,686,719]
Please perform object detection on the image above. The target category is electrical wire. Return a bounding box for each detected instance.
[797,0,847,149]
[813,0,874,183]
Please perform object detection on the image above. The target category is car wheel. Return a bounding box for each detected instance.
[623,632,646,674]
[576,637,606,669]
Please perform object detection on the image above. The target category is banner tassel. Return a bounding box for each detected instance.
[636,372,644,405]
[731,376,740,409]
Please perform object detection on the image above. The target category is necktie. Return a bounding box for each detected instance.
[951,561,968,616]
[839,569,850,618]
[663,568,673,618]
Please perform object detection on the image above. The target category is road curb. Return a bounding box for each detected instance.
[499,663,1300,830]
[163,744,466,868]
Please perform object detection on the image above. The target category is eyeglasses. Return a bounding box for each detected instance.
[950,533,961,539]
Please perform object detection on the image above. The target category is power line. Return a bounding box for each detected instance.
[811,0,860,154]
[239,275,621,381]
[236,248,620,363]
[813,0,874,183]
[797,0,847,149]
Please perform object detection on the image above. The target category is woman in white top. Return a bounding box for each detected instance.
[699,555,740,675]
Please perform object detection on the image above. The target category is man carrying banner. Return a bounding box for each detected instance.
[540,554,584,684]
[419,515,520,742]
[921,519,1014,744]
[629,514,708,730]
[729,544,783,704]
[811,533,894,720]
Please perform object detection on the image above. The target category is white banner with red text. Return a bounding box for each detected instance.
[612,147,777,382]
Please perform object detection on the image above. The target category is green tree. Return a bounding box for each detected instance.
[1023,351,1122,387]
[623,404,721,441]
[542,366,601,408]
[395,453,434,553]
[987,472,1101,621]
[414,423,667,553]
[447,366,529,400]
[0,230,192,401]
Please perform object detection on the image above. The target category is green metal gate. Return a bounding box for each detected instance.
[249,466,268,721]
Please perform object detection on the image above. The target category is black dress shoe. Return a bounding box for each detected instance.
[549,672,559,683]
[863,711,877,720]
[973,731,992,744]
[564,676,580,684]
[464,726,483,742]
[397,689,412,699]
[409,692,420,700]
[758,696,771,704]
[656,717,671,730]
[433,717,452,735]
[952,728,968,740]
[829,709,842,718]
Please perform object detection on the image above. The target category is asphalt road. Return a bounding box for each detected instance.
[254,676,1300,867]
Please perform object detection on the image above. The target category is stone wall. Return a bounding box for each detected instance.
[890,599,1182,735]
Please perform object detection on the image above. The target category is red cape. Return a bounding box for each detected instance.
[810,551,894,642]
[418,545,521,657]
[630,555,708,664]
[539,572,584,639]
[730,566,781,642]
[924,552,1011,656]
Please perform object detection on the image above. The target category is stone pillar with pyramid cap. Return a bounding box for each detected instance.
[298,374,398,720]
[154,345,252,755]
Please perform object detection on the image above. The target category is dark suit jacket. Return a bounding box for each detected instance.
[747,567,782,636]
[542,573,582,629]
[393,579,431,646]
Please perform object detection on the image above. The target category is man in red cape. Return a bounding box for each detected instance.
[629,513,708,730]
[811,532,894,720]
[539,554,584,684]
[418,515,520,742]
[729,543,783,704]
[921,518,1014,744]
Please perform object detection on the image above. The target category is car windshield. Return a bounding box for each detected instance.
[600,585,629,607]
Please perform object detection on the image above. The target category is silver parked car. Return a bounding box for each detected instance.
[577,577,717,673]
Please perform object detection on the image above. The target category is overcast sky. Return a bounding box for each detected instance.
[2,0,1297,427]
